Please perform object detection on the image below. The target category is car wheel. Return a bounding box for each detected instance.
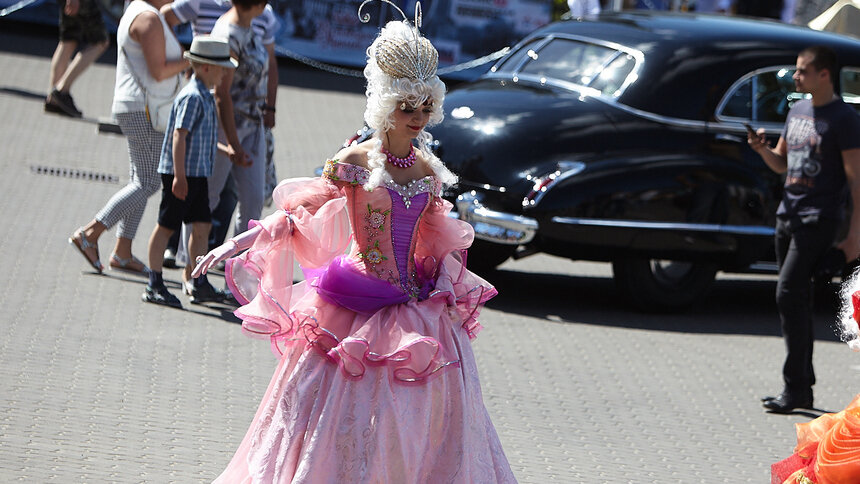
[466,240,516,273]
[612,258,717,312]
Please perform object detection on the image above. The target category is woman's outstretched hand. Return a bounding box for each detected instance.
[192,241,238,278]
[191,225,264,278]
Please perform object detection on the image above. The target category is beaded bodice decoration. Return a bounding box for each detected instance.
[323,159,442,296]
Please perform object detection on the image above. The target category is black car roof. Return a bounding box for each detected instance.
[539,11,860,53]
[519,11,860,120]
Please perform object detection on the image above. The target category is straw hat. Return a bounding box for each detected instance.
[183,36,238,68]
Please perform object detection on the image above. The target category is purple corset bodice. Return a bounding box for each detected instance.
[389,188,429,291]
[308,160,444,313]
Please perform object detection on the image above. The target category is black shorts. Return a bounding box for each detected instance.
[58,0,108,46]
[157,174,211,231]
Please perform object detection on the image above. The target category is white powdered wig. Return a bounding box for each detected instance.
[362,20,456,191]
[838,268,860,351]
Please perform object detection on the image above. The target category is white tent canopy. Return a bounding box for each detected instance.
[808,0,860,37]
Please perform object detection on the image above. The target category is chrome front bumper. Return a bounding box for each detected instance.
[452,191,538,245]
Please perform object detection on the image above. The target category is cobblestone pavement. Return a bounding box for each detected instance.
[2,22,859,483]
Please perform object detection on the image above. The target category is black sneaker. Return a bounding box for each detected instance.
[45,88,82,118]
[61,91,82,116]
[44,99,63,114]
[142,285,183,308]
[184,280,225,304]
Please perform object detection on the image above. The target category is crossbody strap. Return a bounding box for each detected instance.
[121,46,180,98]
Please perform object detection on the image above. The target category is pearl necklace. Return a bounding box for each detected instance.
[381,144,416,169]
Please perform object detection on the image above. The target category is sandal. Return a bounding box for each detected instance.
[68,228,103,273]
[110,253,150,275]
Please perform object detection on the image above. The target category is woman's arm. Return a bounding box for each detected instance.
[129,11,189,82]
[192,225,263,277]
[159,3,182,28]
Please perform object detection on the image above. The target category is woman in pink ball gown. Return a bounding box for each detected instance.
[192,4,516,482]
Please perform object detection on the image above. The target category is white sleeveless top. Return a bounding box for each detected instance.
[112,0,183,114]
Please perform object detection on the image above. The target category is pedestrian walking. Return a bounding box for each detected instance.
[143,36,236,308]
[191,4,516,480]
[749,45,860,413]
[45,0,109,117]
[68,0,189,274]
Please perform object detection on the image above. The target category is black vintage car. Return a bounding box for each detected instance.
[429,11,860,311]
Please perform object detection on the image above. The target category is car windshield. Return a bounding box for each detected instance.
[492,36,639,98]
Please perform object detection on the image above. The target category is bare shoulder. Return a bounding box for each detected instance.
[416,148,439,177]
[332,140,373,170]
[129,9,161,40]
[130,9,159,28]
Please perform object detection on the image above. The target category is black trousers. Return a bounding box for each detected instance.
[774,216,839,393]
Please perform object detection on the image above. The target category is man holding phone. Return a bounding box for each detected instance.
[748,45,860,413]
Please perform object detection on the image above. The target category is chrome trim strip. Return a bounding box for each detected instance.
[485,71,603,97]
[711,118,784,136]
[603,99,708,130]
[748,262,779,273]
[455,192,538,245]
[550,217,775,236]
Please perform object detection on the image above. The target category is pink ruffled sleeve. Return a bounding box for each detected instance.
[415,196,473,263]
[226,177,351,343]
[416,196,497,339]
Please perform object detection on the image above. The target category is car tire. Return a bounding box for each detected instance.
[466,240,516,274]
[612,258,717,312]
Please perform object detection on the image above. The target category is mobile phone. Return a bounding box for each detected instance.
[743,123,756,135]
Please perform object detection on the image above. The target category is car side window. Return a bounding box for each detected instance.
[720,78,752,118]
[717,67,803,123]
[842,68,860,115]
[754,69,797,122]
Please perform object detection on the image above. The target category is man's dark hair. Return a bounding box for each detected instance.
[799,45,839,85]
[232,0,268,9]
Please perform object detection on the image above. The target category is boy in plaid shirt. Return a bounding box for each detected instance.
[144,36,237,308]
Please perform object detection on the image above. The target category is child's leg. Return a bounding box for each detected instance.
[148,224,175,276]
[187,222,212,283]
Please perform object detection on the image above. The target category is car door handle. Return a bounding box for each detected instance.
[714,133,745,143]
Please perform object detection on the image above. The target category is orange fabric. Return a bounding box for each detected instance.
[782,395,860,483]
[816,407,860,483]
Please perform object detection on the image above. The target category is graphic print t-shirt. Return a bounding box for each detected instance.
[776,98,860,220]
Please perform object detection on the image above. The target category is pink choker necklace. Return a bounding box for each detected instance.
[381,145,416,169]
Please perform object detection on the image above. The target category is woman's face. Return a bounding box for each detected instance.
[389,99,434,139]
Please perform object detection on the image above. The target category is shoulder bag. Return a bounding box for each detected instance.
[121,47,181,132]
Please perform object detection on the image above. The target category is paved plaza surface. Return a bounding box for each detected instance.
[2,21,860,483]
